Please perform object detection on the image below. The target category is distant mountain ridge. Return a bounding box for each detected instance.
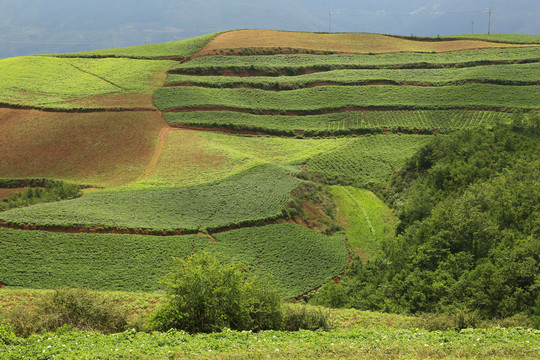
[0,0,539,58]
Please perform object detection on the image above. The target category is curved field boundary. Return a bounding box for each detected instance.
[0,215,307,237]
[0,102,156,113]
[162,105,536,115]
[164,79,540,90]
[168,122,438,137]
[195,30,535,57]
[169,58,540,77]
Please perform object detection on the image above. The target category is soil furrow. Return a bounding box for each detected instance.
[162,105,532,115]
[163,79,540,90]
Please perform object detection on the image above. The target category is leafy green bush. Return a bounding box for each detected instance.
[282,304,333,331]
[0,320,18,345]
[148,252,282,333]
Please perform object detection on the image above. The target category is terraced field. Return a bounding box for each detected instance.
[0,224,346,297]
[1,30,539,304]
[197,30,531,56]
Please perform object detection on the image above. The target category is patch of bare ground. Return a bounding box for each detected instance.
[195,30,535,57]
[0,108,164,187]
[0,188,27,201]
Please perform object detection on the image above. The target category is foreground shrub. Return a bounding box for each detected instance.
[282,303,333,331]
[35,287,127,333]
[148,252,282,333]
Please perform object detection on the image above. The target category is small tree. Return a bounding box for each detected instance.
[149,252,282,333]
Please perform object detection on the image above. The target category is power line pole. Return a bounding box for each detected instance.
[472,21,474,34]
[329,11,332,33]
[487,7,493,35]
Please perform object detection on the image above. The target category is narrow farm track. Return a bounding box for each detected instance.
[136,125,171,182]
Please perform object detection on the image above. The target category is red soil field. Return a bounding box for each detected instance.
[0,108,165,187]
[197,30,533,56]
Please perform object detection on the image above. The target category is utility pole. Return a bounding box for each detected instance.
[329,11,332,33]
[487,7,493,35]
[472,21,474,34]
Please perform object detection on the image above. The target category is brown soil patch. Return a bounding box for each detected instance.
[197,30,534,56]
[0,108,164,187]
[0,188,26,200]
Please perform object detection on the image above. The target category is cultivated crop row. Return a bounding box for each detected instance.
[166,62,540,89]
[155,84,540,112]
[0,223,347,297]
[165,110,514,135]
[170,47,540,75]
[2,326,538,359]
[306,135,432,188]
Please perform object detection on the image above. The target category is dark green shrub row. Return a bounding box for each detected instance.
[0,180,81,212]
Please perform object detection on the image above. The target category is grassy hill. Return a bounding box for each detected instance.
[0,30,538,357]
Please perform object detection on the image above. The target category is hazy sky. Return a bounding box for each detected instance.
[0,0,538,58]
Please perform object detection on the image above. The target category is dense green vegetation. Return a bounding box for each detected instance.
[313,115,540,326]
[165,110,513,135]
[2,31,539,357]
[1,326,537,359]
[171,47,540,74]
[60,32,222,59]
[0,165,302,232]
[149,252,283,333]
[167,62,540,88]
[305,135,431,188]
[155,84,540,112]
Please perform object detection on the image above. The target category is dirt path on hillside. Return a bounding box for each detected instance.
[135,111,174,182]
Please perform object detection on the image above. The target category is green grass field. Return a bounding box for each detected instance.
[132,129,349,189]
[0,56,174,109]
[155,84,540,112]
[330,186,397,260]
